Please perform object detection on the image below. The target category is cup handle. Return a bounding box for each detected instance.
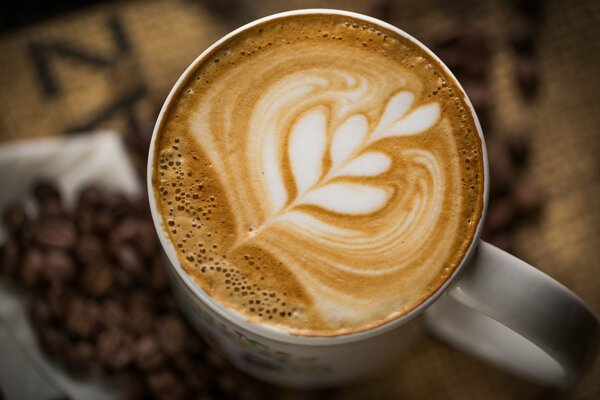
[424,240,599,387]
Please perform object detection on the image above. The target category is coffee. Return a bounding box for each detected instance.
[151,13,484,336]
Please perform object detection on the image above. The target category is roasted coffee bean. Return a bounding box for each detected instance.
[78,185,103,209]
[33,180,61,204]
[205,348,227,371]
[75,234,105,264]
[513,183,543,216]
[134,335,165,370]
[30,298,55,330]
[515,56,539,100]
[216,372,236,395]
[94,210,115,235]
[506,132,531,166]
[0,239,20,277]
[489,149,515,195]
[20,247,45,287]
[66,298,100,338]
[67,341,95,372]
[81,261,114,297]
[146,369,179,394]
[32,218,77,250]
[2,203,28,234]
[128,306,155,336]
[150,258,168,291]
[47,286,71,319]
[425,20,464,49]
[114,244,144,278]
[510,26,536,57]
[44,250,77,284]
[97,329,134,370]
[487,233,514,253]
[486,198,516,233]
[157,315,187,356]
[114,369,149,399]
[37,326,69,358]
[109,218,139,247]
[99,300,128,328]
[134,220,159,256]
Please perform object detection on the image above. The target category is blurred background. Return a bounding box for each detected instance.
[0,0,598,399]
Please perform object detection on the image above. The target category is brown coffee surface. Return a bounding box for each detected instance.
[152,13,484,336]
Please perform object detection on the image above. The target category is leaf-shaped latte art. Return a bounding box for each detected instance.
[300,183,392,215]
[330,114,368,168]
[288,106,328,194]
[261,89,442,223]
[333,151,391,178]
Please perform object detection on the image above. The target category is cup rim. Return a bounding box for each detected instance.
[147,8,490,346]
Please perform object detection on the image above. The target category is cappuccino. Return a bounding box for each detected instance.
[152,14,484,336]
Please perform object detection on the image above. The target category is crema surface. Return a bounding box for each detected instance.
[152,14,484,336]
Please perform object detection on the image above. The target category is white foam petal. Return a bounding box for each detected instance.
[334,151,391,178]
[375,91,414,132]
[382,103,440,138]
[300,183,391,215]
[330,114,368,168]
[288,106,328,194]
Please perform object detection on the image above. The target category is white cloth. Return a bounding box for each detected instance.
[0,131,141,400]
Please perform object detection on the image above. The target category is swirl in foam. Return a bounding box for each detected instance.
[153,14,484,336]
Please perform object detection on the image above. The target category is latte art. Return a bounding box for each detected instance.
[152,14,484,336]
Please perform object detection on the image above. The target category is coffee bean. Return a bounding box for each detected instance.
[37,326,69,358]
[99,300,128,329]
[2,203,28,234]
[114,244,144,278]
[113,369,149,399]
[505,131,531,166]
[44,250,77,284]
[94,210,115,235]
[20,247,45,287]
[486,198,516,233]
[486,233,514,253]
[216,372,236,395]
[150,258,168,291]
[0,239,20,277]
[33,180,61,204]
[509,26,536,57]
[47,286,71,319]
[515,56,539,100]
[109,218,139,247]
[81,261,114,297]
[425,20,464,49]
[97,329,134,370]
[77,186,103,209]
[513,184,543,216]
[157,316,187,356]
[134,220,159,256]
[66,298,100,338]
[146,369,180,397]
[489,149,515,195]
[134,335,165,370]
[32,218,77,250]
[128,306,155,336]
[30,298,55,330]
[75,234,105,264]
[67,341,95,372]
[205,349,227,370]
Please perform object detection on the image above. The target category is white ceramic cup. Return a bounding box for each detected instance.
[147,9,599,389]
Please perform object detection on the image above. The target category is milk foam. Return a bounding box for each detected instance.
[153,14,484,336]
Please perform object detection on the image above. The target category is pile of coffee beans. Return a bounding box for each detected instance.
[0,181,279,399]
[420,12,544,252]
